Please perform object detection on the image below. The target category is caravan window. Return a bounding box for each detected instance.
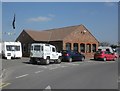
[6,45,20,51]
[34,45,41,51]
[6,45,14,51]
[15,46,20,51]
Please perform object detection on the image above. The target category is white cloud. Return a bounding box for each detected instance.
[48,14,55,17]
[28,16,52,22]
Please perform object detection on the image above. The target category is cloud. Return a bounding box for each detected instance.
[28,16,52,22]
[48,14,55,17]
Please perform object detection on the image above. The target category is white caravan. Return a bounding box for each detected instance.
[2,41,22,59]
[30,43,62,65]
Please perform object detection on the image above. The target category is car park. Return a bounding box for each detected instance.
[61,50,85,62]
[94,51,117,61]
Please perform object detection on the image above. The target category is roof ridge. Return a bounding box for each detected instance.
[44,24,82,31]
[24,24,82,32]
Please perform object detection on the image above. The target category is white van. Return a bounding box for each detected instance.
[30,43,62,65]
[2,41,22,59]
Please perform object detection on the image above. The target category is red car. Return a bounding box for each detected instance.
[94,51,117,61]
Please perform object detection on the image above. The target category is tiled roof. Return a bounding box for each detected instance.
[23,24,98,42]
[24,25,81,41]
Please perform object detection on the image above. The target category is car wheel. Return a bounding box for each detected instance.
[81,57,85,61]
[69,58,72,62]
[113,57,117,61]
[94,57,96,60]
[103,57,106,61]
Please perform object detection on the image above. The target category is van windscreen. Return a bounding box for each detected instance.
[34,45,41,51]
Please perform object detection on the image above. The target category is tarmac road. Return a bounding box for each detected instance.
[1,57,118,90]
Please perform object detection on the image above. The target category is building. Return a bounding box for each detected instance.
[16,24,99,58]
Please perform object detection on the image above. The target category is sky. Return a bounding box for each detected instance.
[2,1,118,44]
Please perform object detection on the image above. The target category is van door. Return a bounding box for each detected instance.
[33,45,43,58]
[51,47,57,59]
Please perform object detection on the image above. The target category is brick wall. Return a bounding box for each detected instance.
[63,26,99,58]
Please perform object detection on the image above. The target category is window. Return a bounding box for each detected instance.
[6,45,14,51]
[52,47,56,52]
[23,44,26,52]
[80,43,85,53]
[34,45,41,51]
[66,43,71,51]
[15,46,20,51]
[73,43,78,52]
[92,44,96,52]
[6,45,20,51]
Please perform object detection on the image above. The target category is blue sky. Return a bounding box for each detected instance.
[2,2,118,44]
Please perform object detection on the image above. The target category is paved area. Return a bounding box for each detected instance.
[1,57,119,90]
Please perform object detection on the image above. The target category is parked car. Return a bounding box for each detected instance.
[94,51,117,61]
[61,50,85,62]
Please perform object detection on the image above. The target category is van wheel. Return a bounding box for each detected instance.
[103,57,106,61]
[45,57,50,65]
[30,59,37,64]
[56,57,62,64]
[69,58,72,62]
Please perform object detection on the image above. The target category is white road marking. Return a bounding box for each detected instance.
[0,83,11,89]
[70,63,79,66]
[44,85,51,91]
[60,65,68,68]
[0,69,6,78]
[64,63,79,66]
[25,64,36,66]
[49,67,58,70]
[16,74,29,79]
[55,64,61,66]
[35,70,43,74]
[38,66,47,69]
